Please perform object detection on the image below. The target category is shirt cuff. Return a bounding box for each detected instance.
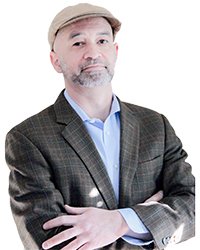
[118,208,153,246]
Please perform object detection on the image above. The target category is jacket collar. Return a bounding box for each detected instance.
[118,102,140,207]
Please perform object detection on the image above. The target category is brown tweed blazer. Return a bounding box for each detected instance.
[5,90,195,250]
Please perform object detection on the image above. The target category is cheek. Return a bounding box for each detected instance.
[70,52,83,67]
[61,55,81,73]
[106,46,118,64]
[107,51,117,67]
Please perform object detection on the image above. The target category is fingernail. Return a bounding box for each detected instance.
[42,242,48,249]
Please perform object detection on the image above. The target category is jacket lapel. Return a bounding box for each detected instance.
[119,102,140,207]
[54,91,118,210]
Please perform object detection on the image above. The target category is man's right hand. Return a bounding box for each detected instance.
[144,190,164,203]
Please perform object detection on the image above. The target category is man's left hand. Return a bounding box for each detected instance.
[42,205,129,250]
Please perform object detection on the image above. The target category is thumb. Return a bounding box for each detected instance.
[64,204,88,214]
[145,190,164,203]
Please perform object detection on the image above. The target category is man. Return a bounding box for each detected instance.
[5,3,195,250]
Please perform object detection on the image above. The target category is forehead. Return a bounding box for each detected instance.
[57,17,113,37]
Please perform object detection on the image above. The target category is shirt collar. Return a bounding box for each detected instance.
[64,89,120,122]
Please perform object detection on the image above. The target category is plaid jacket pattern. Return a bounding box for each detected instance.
[5,90,195,250]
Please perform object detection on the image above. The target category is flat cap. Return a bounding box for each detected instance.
[48,3,121,50]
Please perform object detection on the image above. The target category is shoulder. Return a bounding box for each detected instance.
[7,104,56,137]
[119,101,174,142]
[7,90,68,138]
[120,101,179,146]
[121,101,164,123]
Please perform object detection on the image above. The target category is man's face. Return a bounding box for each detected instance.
[51,17,118,88]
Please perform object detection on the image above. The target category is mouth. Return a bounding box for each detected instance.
[81,64,106,72]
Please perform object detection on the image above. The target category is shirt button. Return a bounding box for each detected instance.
[114,164,118,169]
[105,131,110,135]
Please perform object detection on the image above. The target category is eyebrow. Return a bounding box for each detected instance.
[69,32,82,39]
[98,32,112,37]
[69,31,112,40]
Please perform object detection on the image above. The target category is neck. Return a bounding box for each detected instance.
[65,83,113,121]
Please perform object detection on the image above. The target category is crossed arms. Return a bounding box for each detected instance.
[42,192,163,250]
[5,105,195,250]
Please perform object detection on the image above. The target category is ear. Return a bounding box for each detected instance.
[50,51,63,73]
[114,43,119,56]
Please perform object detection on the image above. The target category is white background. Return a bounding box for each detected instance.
[0,0,199,249]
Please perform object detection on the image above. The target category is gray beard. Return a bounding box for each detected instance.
[61,59,114,88]
[71,69,113,88]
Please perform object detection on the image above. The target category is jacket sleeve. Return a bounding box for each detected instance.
[5,129,69,250]
[132,115,195,250]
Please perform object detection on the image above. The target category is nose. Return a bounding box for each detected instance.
[83,43,101,60]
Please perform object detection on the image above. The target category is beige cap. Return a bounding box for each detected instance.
[48,3,121,50]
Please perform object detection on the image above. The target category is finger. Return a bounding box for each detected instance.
[157,190,164,199]
[43,215,77,230]
[78,242,93,250]
[61,236,87,250]
[145,190,163,203]
[42,227,81,249]
[64,204,88,215]
[145,190,164,203]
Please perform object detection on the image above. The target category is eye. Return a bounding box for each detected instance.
[98,39,109,45]
[73,41,85,47]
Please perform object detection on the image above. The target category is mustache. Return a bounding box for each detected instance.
[79,59,107,71]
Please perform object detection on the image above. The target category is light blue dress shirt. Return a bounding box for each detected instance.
[64,90,152,246]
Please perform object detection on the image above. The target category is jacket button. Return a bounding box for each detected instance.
[162,236,171,246]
